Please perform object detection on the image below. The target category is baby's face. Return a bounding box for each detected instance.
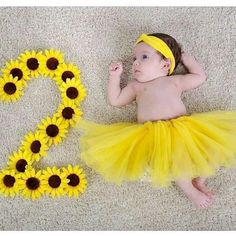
[132,42,168,82]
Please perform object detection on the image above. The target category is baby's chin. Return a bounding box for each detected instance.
[133,75,155,83]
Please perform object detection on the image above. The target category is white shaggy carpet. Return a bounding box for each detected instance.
[0,7,236,230]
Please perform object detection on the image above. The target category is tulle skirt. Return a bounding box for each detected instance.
[76,110,236,187]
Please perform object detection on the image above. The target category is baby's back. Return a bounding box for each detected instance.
[133,77,187,123]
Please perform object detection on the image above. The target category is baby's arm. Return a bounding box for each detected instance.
[108,62,136,107]
[173,51,207,92]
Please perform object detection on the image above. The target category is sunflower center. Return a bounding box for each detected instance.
[48,175,61,188]
[66,87,79,99]
[3,175,16,187]
[27,58,39,70]
[30,140,41,153]
[46,57,59,70]
[4,82,16,95]
[67,174,80,187]
[62,71,74,82]
[26,177,40,190]
[10,68,23,80]
[62,107,75,119]
[16,159,28,172]
[46,124,59,137]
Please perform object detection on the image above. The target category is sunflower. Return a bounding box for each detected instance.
[7,150,33,173]
[41,49,64,77]
[54,100,83,127]
[1,59,30,82]
[0,75,25,102]
[0,169,21,197]
[18,50,45,78]
[60,77,86,105]
[20,131,49,162]
[54,63,81,86]
[41,166,68,198]
[62,164,87,197]
[37,116,68,147]
[18,168,45,200]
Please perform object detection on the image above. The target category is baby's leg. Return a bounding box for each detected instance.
[192,176,215,198]
[175,179,214,208]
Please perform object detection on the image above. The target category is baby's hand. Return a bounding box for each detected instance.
[109,62,123,77]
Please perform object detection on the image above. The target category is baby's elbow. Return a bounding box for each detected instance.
[195,73,207,84]
[200,74,207,83]
[202,73,207,81]
[109,99,123,108]
[111,103,123,108]
[195,75,207,88]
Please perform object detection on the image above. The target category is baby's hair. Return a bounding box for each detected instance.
[148,33,182,71]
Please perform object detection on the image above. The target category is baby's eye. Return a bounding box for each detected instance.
[133,57,136,62]
[142,54,148,59]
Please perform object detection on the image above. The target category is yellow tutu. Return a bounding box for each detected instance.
[76,110,236,187]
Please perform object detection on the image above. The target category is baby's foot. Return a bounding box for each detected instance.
[185,187,214,209]
[192,177,215,199]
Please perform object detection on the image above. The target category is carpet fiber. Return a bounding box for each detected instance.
[0,7,236,230]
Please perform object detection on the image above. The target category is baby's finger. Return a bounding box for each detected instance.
[109,64,116,71]
[110,66,117,71]
[116,62,123,67]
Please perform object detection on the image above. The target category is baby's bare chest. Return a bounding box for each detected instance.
[135,80,180,102]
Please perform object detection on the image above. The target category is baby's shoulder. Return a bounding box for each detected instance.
[167,74,185,88]
[126,79,141,95]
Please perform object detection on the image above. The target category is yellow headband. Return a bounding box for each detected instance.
[135,34,176,75]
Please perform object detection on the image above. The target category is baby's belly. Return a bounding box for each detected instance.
[137,103,187,123]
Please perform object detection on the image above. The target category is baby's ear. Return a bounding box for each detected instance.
[162,58,171,71]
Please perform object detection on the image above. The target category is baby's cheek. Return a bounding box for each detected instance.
[146,66,156,76]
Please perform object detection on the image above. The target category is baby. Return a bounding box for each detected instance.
[79,33,236,209]
[108,33,212,208]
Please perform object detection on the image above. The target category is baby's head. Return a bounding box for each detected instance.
[132,33,182,82]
